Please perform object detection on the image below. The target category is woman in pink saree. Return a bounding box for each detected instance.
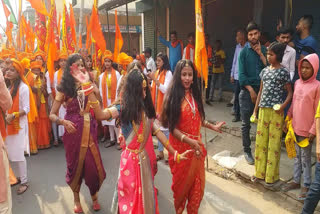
[109,68,191,214]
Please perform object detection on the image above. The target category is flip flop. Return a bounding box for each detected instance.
[93,201,101,211]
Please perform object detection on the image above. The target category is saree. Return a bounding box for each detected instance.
[111,107,158,214]
[168,92,206,214]
[62,96,106,195]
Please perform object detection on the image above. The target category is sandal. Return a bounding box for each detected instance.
[281,181,300,192]
[74,205,83,213]
[298,187,309,201]
[17,183,29,195]
[251,176,263,183]
[93,200,101,211]
[53,141,59,147]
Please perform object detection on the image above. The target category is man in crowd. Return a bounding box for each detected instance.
[231,29,247,122]
[294,15,319,80]
[144,47,157,73]
[205,34,213,104]
[158,30,183,72]
[183,32,195,63]
[238,22,267,165]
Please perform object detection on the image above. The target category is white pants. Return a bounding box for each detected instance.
[11,158,27,184]
[0,150,12,214]
[109,125,119,142]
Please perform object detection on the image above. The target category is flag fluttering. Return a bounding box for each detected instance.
[89,6,106,53]
[62,3,75,52]
[85,15,91,51]
[113,10,123,63]
[2,0,17,24]
[35,12,47,51]
[194,0,208,87]
[26,0,50,16]
[69,3,77,48]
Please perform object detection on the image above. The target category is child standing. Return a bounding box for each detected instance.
[282,53,320,200]
[209,40,226,102]
[252,42,293,185]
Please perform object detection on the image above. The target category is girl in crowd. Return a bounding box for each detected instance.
[85,55,100,85]
[149,52,173,161]
[99,50,120,148]
[109,68,191,214]
[252,42,292,185]
[161,59,225,214]
[5,59,37,195]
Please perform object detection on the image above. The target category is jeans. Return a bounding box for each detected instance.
[294,136,312,188]
[158,130,170,152]
[233,80,241,119]
[209,73,224,100]
[239,87,259,153]
[301,162,320,214]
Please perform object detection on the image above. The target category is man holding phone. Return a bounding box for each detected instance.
[238,22,267,165]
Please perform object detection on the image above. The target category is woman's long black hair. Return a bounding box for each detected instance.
[57,54,84,98]
[120,69,156,125]
[157,52,171,72]
[161,59,205,133]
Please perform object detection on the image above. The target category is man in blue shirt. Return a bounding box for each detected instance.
[238,22,267,165]
[158,30,183,72]
[294,15,320,80]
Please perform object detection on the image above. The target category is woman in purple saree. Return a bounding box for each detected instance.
[50,54,115,213]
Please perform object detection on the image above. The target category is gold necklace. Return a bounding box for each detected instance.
[132,112,146,143]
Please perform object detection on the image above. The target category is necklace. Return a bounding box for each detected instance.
[184,93,196,117]
[132,112,146,144]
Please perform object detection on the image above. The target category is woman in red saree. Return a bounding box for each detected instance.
[109,68,191,214]
[162,60,225,214]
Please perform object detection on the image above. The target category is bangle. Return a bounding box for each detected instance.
[174,151,177,162]
[81,82,92,87]
[104,108,113,121]
[153,127,161,135]
[177,154,180,164]
[180,134,186,142]
[12,112,19,119]
[164,140,169,148]
[88,100,100,108]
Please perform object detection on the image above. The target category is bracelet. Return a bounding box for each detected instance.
[104,108,113,121]
[164,140,169,148]
[88,100,100,108]
[12,112,19,119]
[180,134,186,142]
[81,82,92,87]
[174,151,178,162]
[177,154,180,164]
[204,120,209,126]
[153,127,161,135]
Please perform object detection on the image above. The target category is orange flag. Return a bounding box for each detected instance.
[26,0,49,16]
[57,12,61,36]
[89,6,106,53]
[69,3,77,48]
[85,15,91,50]
[1,0,10,18]
[113,10,123,63]
[194,0,208,87]
[79,34,82,49]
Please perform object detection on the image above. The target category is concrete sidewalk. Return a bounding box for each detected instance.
[201,92,319,211]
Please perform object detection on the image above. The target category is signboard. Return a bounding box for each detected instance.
[101,25,142,33]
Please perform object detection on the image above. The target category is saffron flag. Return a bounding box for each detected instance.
[35,12,47,51]
[79,34,82,49]
[62,4,75,52]
[5,20,13,45]
[69,3,77,48]
[113,10,123,63]
[85,15,91,52]
[1,0,10,18]
[194,0,208,87]
[26,0,49,16]
[89,6,106,53]
[46,0,59,83]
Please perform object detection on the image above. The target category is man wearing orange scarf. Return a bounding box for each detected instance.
[0,65,13,214]
[53,51,68,140]
[99,50,120,148]
[4,59,37,195]
[30,61,51,149]
[183,32,195,63]
[158,30,183,72]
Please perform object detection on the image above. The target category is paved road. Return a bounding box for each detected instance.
[11,143,297,214]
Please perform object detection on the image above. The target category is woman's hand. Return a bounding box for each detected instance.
[62,119,77,134]
[70,63,90,84]
[179,150,193,161]
[5,114,15,124]
[210,121,225,133]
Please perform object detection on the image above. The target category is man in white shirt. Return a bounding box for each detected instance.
[277,27,296,81]
[144,47,157,73]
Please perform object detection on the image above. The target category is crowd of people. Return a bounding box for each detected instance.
[1,10,320,214]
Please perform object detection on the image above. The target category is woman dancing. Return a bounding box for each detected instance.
[49,54,114,213]
[162,60,225,214]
